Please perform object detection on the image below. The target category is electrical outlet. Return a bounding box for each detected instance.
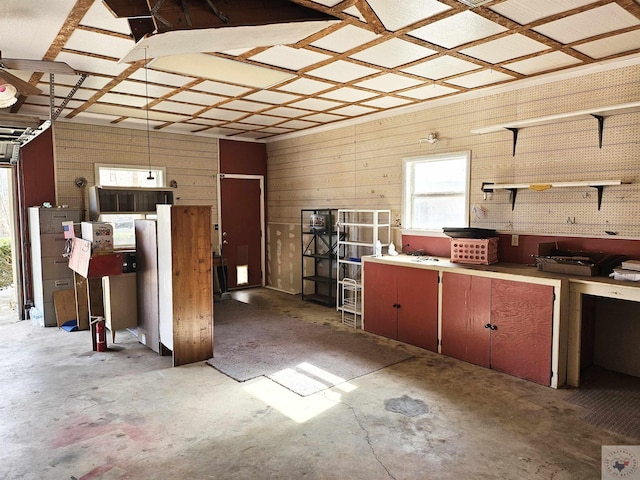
[511,234,519,247]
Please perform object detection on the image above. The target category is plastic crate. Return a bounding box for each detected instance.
[450,237,499,265]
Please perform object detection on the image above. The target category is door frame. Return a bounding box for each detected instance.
[216,173,265,288]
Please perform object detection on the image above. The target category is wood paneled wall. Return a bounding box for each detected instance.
[266,64,640,294]
[53,122,219,244]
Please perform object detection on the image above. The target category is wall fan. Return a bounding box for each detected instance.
[0,51,76,99]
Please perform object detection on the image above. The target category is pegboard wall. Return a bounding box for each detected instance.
[53,122,220,226]
[267,63,640,240]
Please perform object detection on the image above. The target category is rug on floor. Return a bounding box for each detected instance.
[565,367,640,439]
[206,299,414,396]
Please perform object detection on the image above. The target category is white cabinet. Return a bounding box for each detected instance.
[102,273,137,343]
[336,209,390,328]
[29,207,80,326]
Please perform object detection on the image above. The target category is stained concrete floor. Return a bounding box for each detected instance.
[1,287,637,480]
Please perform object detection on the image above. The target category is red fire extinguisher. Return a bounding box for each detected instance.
[96,319,106,352]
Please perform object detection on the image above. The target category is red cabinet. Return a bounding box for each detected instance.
[441,272,554,385]
[441,273,492,367]
[364,262,439,352]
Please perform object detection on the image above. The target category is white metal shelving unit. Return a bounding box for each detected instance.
[336,209,391,328]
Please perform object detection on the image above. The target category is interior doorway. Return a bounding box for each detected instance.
[0,166,19,324]
[217,174,264,290]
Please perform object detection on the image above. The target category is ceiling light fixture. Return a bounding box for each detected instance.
[0,83,18,108]
[143,48,154,181]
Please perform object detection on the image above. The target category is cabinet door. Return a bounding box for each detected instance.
[363,262,397,339]
[490,279,554,385]
[441,272,491,367]
[397,267,439,352]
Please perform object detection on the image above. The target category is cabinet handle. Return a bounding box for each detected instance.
[484,323,491,329]
[392,303,401,309]
[484,323,497,330]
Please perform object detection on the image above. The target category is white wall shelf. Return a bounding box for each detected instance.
[481,180,628,210]
[336,209,390,328]
[470,101,640,155]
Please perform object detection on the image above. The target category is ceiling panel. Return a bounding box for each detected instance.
[319,87,377,102]
[350,38,438,68]
[288,98,344,111]
[1,0,639,141]
[445,69,515,88]
[310,25,380,53]
[401,55,481,79]
[244,90,302,104]
[573,30,640,59]
[400,84,460,100]
[150,54,296,88]
[459,34,549,63]
[267,106,315,117]
[241,114,286,126]
[533,4,640,45]
[489,0,597,25]
[111,80,174,98]
[249,46,331,70]
[330,104,378,116]
[153,101,204,115]
[168,90,226,106]
[355,73,423,92]
[363,96,413,108]
[409,11,508,49]
[64,29,134,59]
[276,78,336,95]
[367,0,452,31]
[503,51,582,75]
[306,60,380,82]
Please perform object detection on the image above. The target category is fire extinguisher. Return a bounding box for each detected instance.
[96,320,106,352]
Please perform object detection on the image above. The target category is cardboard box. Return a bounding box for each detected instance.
[81,221,113,252]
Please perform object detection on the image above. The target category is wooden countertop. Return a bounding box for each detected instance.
[362,254,640,290]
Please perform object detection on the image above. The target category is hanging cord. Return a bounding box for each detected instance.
[144,47,154,180]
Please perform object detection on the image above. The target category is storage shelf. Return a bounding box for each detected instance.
[470,101,640,155]
[336,209,391,328]
[301,209,338,307]
[481,179,627,210]
[303,275,334,284]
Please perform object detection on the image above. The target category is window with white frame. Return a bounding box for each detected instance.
[402,151,470,231]
[95,163,165,188]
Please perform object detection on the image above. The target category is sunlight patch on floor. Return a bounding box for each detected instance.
[243,362,358,423]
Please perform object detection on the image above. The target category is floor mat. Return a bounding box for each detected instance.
[565,368,640,440]
[207,299,413,396]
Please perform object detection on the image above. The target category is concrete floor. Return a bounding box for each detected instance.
[1,287,637,480]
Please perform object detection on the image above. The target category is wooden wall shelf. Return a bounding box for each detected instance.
[481,180,627,210]
[470,101,640,155]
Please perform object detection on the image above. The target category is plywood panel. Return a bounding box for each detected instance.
[441,272,492,367]
[490,279,554,386]
[157,205,213,367]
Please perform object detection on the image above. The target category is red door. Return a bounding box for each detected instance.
[441,272,492,367]
[219,176,262,289]
[490,279,554,385]
[363,262,398,339]
[397,267,439,352]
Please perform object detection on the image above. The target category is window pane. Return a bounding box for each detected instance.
[412,194,466,230]
[414,158,466,194]
[98,167,164,187]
